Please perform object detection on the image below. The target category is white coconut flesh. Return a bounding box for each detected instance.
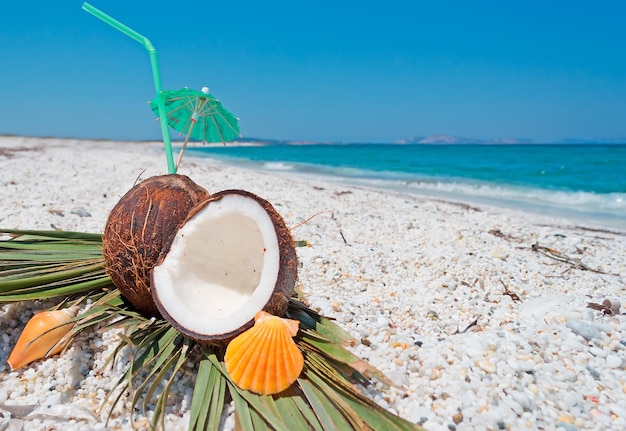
[152,194,281,336]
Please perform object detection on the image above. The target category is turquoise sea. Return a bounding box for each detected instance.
[186,144,626,229]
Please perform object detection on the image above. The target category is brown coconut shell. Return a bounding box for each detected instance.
[102,174,210,316]
[151,189,298,346]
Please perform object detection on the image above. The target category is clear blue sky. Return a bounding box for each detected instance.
[1,1,626,143]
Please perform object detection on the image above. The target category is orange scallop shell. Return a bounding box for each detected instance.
[7,306,78,371]
[224,311,304,395]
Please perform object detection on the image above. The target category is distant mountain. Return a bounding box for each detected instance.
[234,135,626,146]
[232,137,289,145]
[487,137,535,144]
[238,135,536,146]
[396,134,534,144]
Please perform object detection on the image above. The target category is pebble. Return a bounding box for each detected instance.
[452,411,463,424]
[70,207,91,217]
[589,346,607,357]
[511,392,533,411]
[518,359,535,373]
[563,338,586,352]
[586,365,601,379]
[566,319,601,340]
[606,355,623,369]
[376,317,390,328]
[478,360,497,373]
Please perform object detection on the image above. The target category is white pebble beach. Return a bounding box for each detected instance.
[1,136,625,431]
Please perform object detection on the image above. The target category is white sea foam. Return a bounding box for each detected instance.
[257,161,625,215]
[262,164,626,228]
[262,161,294,171]
[404,180,626,212]
[392,180,626,228]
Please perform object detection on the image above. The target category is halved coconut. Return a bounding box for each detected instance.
[102,174,210,316]
[151,189,298,345]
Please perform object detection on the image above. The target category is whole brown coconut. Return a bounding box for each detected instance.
[150,189,298,346]
[102,174,210,316]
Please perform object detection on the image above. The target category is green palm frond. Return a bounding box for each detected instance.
[0,229,110,301]
[0,229,422,431]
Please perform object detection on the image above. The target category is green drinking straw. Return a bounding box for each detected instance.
[82,2,177,174]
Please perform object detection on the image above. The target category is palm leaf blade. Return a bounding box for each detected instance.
[0,229,103,241]
[0,278,112,302]
[230,386,256,431]
[189,351,226,431]
[150,340,191,431]
[204,354,291,431]
[0,229,109,302]
[298,378,354,430]
[273,389,322,430]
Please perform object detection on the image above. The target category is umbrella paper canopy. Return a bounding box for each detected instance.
[150,87,240,168]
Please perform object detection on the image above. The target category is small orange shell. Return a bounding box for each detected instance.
[7,306,78,371]
[224,311,304,395]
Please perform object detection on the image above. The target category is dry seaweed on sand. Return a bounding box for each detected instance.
[0,229,422,431]
[531,242,606,273]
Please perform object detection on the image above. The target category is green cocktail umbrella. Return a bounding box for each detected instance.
[149,87,240,170]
